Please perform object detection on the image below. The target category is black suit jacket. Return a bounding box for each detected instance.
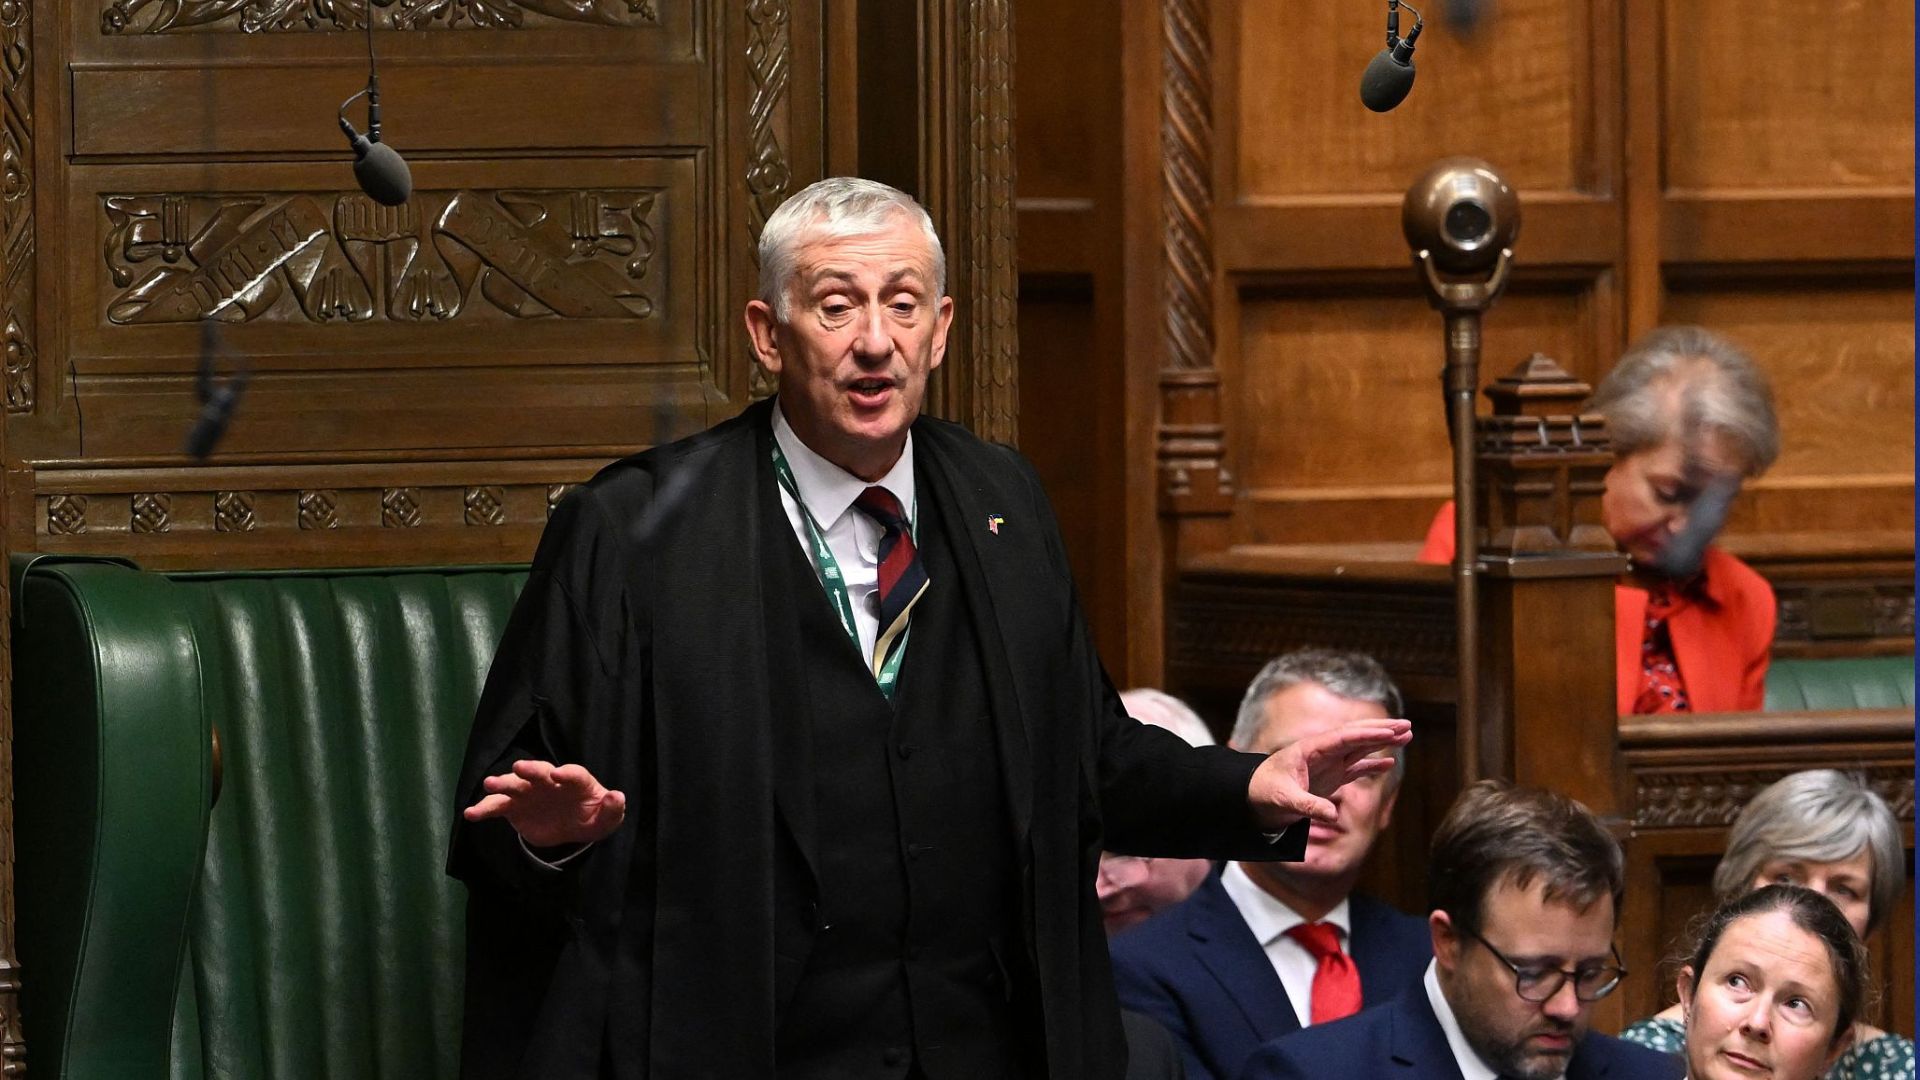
[1110,871,1432,1080]
[448,398,1306,1079]
[1234,985,1686,1080]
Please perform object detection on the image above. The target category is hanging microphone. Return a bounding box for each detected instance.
[1360,0,1424,112]
[1645,471,1740,580]
[185,320,250,461]
[338,11,411,206]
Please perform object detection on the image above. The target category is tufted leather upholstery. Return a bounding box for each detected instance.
[1764,655,1916,711]
[12,558,528,1080]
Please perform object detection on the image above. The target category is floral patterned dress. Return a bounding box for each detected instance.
[1622,1015,1916,1080]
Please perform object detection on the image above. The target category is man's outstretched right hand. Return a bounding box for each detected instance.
[464,760,627,848]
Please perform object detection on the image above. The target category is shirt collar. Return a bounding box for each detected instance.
[1423,961,1565,1080]
[1220,862,1352,947]
[772,403,916,531]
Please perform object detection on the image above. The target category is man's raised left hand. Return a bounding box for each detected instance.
[1246,718,1412,832]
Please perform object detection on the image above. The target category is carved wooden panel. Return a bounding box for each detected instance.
[101,0,663,33]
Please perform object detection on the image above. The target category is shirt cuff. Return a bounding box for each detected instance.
[518,834,592,870]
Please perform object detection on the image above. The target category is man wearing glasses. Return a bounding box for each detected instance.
[1238,781,1682,1080]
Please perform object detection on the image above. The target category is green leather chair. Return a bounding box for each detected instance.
[1764,654,1916,711]
[12,558,527,1080]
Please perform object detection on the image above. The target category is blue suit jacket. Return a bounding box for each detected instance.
[1234,985,1686,1080]
[1110,871,1433,1080]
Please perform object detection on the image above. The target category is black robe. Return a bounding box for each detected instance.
[447,398,1305,1079]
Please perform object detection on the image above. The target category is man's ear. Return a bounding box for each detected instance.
[1430,910,1460,973]
[928,295,955,371]
[1377,772,1402,829]
[745,300,783,376]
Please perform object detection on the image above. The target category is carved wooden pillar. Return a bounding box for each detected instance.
[0,0,26,1069]
[851,0,1018,444]
[953,0,1017,444]
[1156,0,1230,522]
[1472,354,1629,815]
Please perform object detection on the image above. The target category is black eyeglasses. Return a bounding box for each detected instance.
[1457,924,1627,1003]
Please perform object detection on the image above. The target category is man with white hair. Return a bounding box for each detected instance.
[450,179,1410,1080]
[1099,689,1219,933]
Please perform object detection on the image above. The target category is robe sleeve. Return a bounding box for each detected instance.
[447,480,651,899]
[1006,449,1307,862]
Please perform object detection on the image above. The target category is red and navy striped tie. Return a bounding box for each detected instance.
[853,486,928,676]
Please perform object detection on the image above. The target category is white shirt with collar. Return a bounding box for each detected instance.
[1423,959,1567,1080]
[1220,862,1353,1027]
[772,403,917,666]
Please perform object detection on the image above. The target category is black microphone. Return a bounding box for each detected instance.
[1646,471,1740,580]
[1361,0,1424,112]
[339,13,411,206]
[185,320,250,461]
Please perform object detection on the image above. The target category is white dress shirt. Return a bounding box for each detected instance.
[772,404,917,666]
[1220,862,1354,1027]
[1424,959,1567,1080]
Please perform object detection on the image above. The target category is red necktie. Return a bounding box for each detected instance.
[851,487,928,673]
[1285,921,1362,1024]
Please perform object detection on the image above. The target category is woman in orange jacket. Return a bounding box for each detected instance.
[1419,326,1780,714]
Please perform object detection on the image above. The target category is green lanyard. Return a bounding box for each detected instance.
[771,443,915,697]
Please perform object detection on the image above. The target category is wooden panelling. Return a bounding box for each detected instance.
[1223,0,1602,200]
[1662,280,1915,539]
[1228,281,1602,544]
[1662,0,1915,193]
[1013,0,1129,670]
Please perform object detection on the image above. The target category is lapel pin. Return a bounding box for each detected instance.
[986,514,1004,535]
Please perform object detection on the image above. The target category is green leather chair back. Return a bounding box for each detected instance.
[13,559,528,1080]
[1764,655,1916,711]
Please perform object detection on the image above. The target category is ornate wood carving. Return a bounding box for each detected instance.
[464,485,506,526]
[960,0,1018,443]
[131,493,172,534]
[2,0,31,415]
[546,483,574,517]
[1634,767,1914,828]
[298,490,340,530]
[103,190,663,324]
[213,491,257,532]
[1773,582,1915,644]
[1622,710,1917,828]
[743,0,792,400]
[1157,0,1228,513]
[1168,568,1458,696]
[101,0,661,34]
[381,487,423,528]
[46,495,87,536]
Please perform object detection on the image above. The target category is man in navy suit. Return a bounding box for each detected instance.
[1110,650,1432,1080]
[1237,782,1684,1080]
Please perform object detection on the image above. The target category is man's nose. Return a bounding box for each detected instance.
[1540,978,1582,1021]
[853,304,891,359]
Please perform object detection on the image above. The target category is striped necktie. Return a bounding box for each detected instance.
[852,486,928,677]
